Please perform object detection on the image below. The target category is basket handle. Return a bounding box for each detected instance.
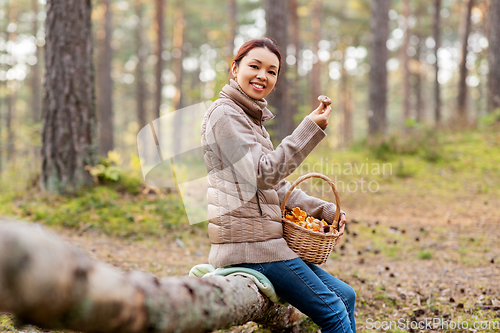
[280,172,341,229]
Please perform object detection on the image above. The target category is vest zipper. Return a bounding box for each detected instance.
[256,189,263,217]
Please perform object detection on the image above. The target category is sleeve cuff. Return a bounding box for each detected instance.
[323,206,346,224]
[292,116,327,150]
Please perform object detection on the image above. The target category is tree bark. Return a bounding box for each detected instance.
[135,0,148,131]
[154,0,165,119]
[41,0,97,193]
[433,0,442,125]
[0,80,2,175]
[368,0,390,141]
[310,0,322,107]
[172,2,185,112]
[340,48,353,147]
[98,0,114,156]
[414,43,424,123]
[4,0,16,163]
[413,10,425,124]
[264,0,290,143]
[0,220,304,332]
[31,0,41,124]
[0,3,4,175]
[172,1,185,157]
[488,0,500,112]
[5,86,15,163]
[226,0,237,60]
[288,0,300,129]
[457,0,474,124]
[402,0,411,129]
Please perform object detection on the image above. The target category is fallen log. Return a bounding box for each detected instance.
[0,219,304,332]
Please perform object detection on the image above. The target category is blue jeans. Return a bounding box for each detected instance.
[234,258,356,333]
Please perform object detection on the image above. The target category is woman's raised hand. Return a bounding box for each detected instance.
[308,95,332,130]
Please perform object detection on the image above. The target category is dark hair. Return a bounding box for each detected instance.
[232,38,282,75]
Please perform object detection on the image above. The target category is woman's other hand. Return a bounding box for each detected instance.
[308,95,332,130]
[337,212,346,237]
[332,212,346,247]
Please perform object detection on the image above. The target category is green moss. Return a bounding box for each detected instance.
[0,314,15,331]
[418,251,433,260]
[0,185,188,239]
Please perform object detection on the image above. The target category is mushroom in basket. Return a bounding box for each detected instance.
[284,207,337,234]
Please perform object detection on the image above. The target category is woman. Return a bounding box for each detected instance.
[200,38,356,333]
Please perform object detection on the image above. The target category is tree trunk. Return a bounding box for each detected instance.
[457,0,474,124]
[414,46,424,123]
[0,81,2,175]
[41,0,97,193]
[4,0,16,163]
[172,1,185,157]
[6,86,15,163]
[402,0,411,129]
[264,0,289,143]
[154,0,165,119]
[433,0,442,125]
[0,220,304,332]
[340,48,353,146]
[310,0,322,107]
[172,3,185,112]
[488,0,500,112]
[135,0,148,131]
[226,0,237,60]
[31,0,41,124]
[0,2,5,175]
[98,0,114,156]
[288,0,300,129]
[29,0,42,176]
[368,0,390,141]
[413,12,425,123]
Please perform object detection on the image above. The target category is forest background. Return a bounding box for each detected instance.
[0,0,500,332]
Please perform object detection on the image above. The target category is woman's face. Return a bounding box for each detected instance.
[231,47,280,100]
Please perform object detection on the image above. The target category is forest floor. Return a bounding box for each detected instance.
[65,190,500,333]
[2,186,499,333]
[1,129,500,332]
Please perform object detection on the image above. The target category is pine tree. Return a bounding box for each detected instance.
[368,0,390,140]
[41,0,97,193]
[488,0,500,112]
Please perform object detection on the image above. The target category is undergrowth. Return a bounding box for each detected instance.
[0,186,192,239]
[299,127,500,198]
[1,128,499,239]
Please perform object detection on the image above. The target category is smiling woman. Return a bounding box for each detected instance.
[230,45,280,100]
[199,38,356,333]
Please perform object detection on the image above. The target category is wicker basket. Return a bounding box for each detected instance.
[281,172,342,265]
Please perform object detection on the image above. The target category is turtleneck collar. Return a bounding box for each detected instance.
[219,79,276,124]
